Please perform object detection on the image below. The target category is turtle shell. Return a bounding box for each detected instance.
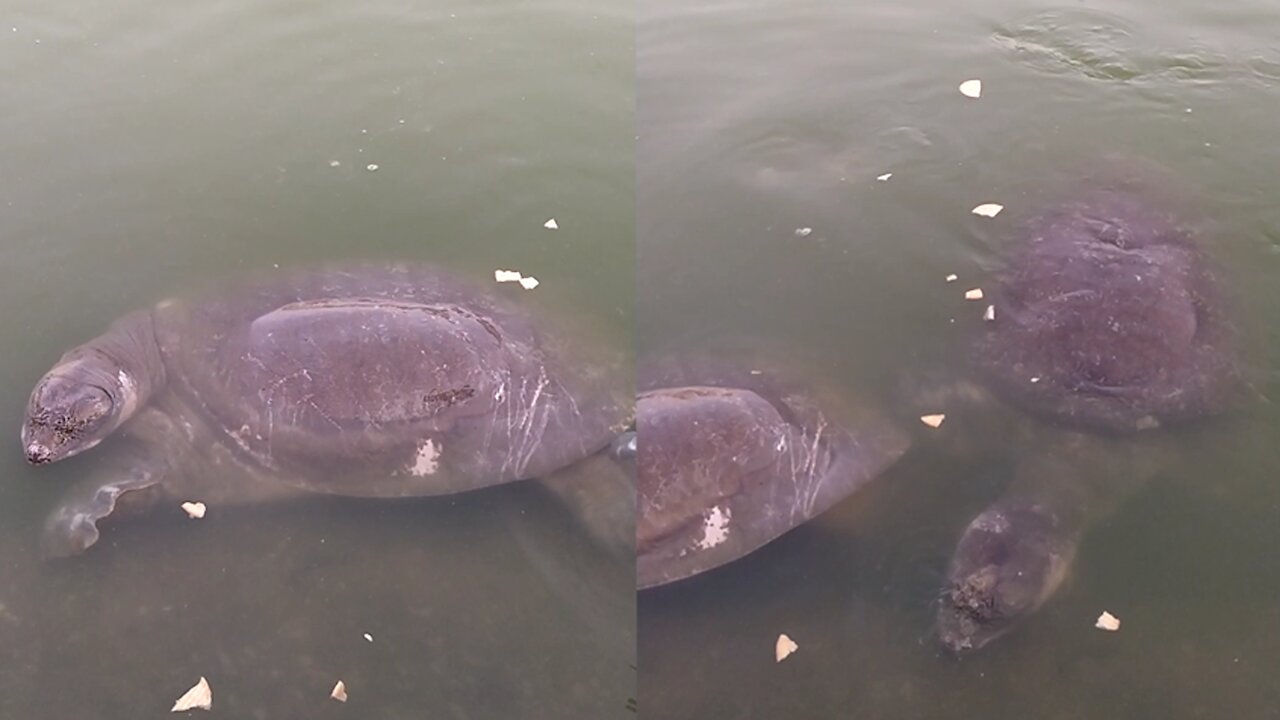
[153,264,631,496]
[636,351,908,589]
[973,188,1237,433]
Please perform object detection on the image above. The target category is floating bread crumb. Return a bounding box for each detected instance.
[959,79,982,98]
[775,634,798,662]
[330,680,348,703]
[920,414,946,428]
[494,269,540,290]
[171,676,212,712]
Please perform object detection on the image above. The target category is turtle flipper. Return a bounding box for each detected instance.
[42,456,167,558]
[538,436,636,559]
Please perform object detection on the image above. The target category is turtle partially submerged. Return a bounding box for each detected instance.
[22,263,632,556]
[634,348,909,590]
[932,176,1238,653]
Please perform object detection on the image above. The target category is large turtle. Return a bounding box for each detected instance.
[21,263,632,556]
[929,172,1238,653]
[632,347,910,590]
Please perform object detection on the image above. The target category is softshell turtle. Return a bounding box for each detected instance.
[634,347,909,590]
[929,173,1238,652]
[22,263,632,556]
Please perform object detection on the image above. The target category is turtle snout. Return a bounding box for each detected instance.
[936,610,978,655]
[21,419,63,464]
[25,441,53,465]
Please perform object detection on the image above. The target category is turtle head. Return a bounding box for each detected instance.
[936,503,1075,654]
[23,357,135,464]
[23,311,164,465]
[23,353,144,464]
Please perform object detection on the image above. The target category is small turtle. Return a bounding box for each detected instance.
[22,263,632,556]
[931,175,1238,653]
[634,348,909,590]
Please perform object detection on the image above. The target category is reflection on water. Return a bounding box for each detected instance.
[0,0,633,718]
[639,0,1280,717]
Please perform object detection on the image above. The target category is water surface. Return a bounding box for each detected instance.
[0,1,634,717]
[638,0,1280,717]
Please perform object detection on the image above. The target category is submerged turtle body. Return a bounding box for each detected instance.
[535,431,637,565]
[636,350,909,590]
[22,264,631,555]
[935,177,1238,653]
[972,187,1235,433]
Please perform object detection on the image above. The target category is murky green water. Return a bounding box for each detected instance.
[5,0,1280,717]
[0,1,633,718]
[639,0,1280,718]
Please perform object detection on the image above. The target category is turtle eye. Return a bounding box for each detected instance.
[70,386,113,425]
[36,382,112,430]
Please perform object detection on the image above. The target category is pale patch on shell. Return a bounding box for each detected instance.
[1095,611,1121,631]
[181,502,207,519]
[775,634,799,662]
[171,676,212,712]
[117,370,140,418]
[330,680,348,702]
[696,505,731,550]
[409,439,441,477]
[920,413,946,428]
